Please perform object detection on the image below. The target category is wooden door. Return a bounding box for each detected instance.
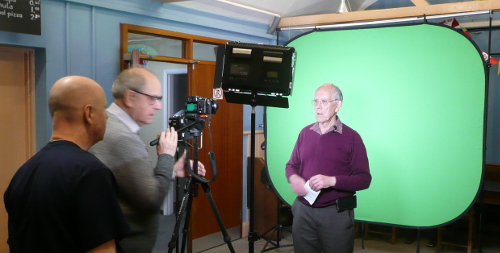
[0,46,36,253]
[188,62,243,251]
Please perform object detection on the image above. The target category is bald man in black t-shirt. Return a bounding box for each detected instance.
[4,76,130,253]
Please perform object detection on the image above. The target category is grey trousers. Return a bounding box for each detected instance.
[291,199,355,253]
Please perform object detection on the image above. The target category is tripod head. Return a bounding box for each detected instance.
[150,113,217,184]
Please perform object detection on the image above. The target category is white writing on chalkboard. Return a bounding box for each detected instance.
[0,3,14,9]
[8,12,22,18]
[0,0,41,34]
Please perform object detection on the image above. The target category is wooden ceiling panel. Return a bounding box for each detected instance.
[278,0,500,29]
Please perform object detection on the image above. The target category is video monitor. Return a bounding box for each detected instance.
[215,42,296,97]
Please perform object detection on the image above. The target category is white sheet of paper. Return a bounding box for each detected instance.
[303,180,320,205]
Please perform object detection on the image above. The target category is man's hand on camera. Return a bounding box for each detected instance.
[157,127,178,157]
[173,150,207,178]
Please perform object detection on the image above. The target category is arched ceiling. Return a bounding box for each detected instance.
[153,0,500,31]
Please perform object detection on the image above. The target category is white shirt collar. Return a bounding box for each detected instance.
[107,102,141,134]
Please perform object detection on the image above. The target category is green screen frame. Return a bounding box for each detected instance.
[266,23,486,228]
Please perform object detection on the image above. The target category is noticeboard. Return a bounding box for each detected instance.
[0,0,41,35]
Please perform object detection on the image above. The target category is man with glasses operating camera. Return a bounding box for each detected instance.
[90,67,205,253]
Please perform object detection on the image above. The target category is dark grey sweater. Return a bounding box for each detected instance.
[90,111,175,253]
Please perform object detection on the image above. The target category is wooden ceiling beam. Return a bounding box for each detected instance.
[278,0,500,29]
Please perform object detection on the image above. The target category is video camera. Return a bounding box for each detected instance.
[149,95,218,146]
[168,95,218,140]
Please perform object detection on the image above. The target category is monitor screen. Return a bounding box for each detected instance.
[216,42,296,96]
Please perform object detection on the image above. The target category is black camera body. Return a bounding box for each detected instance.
[150,96,217,146]
[168,96,218,140]
[185,95,218,115]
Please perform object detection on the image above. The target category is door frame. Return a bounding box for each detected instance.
[0,45,36,253]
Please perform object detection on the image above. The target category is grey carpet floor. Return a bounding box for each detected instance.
[200,226,500,253]
[154,213,500,253]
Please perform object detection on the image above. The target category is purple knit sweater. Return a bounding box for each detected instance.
[286,120,371,207]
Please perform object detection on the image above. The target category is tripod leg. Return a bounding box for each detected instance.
[201,182,236,253]
[180,183,197,253]
[168,178,194,253]
[261,225,279,252]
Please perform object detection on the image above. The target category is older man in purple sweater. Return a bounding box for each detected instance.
[286,83,371,253]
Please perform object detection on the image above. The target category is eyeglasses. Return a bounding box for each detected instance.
[131,89,163,105]
[311,99,338,106]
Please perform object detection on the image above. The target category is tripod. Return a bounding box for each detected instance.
[260,202,294,252]
[222,91,289,252]
[258,166,293,252]
[167,130,235,253]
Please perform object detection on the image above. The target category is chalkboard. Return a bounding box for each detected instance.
[0,0,41,35]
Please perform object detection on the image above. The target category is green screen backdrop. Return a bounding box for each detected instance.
[266,24,486,227]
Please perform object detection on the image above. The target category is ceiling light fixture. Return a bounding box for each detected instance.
[213,0,280,17]
[337,0,351,14]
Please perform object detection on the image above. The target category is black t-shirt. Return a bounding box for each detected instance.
[4,140,130,253]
